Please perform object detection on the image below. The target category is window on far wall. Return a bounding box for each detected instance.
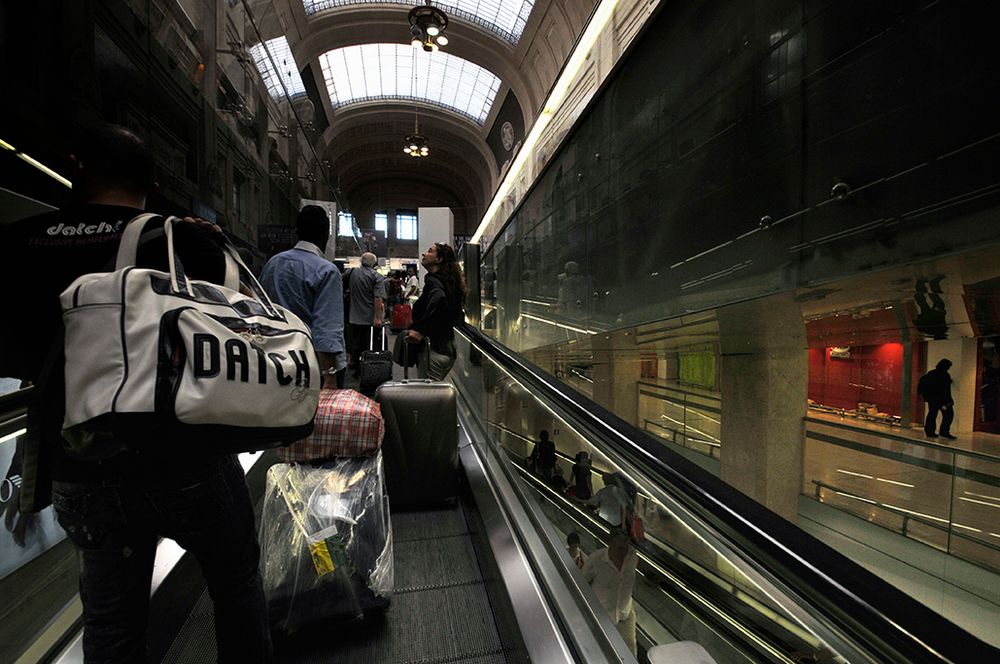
[374,212,388,235]
[337,211,354,237]
[396,211,418,241]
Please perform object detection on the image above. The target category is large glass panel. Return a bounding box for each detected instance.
[304,0,536,45]
[451,330,886,663]
[318,44,501,124]
[248,36,307,100]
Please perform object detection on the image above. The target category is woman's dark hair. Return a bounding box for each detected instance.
[433,243,467,306]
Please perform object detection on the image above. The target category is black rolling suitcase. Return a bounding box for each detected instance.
[375,346,458,509]
[359,327,392,395]
[260,455,393,634]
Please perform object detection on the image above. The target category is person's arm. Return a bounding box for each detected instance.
[582,553,597,584]
[373,274,386,326]
[408,281,446,340]
[313,268,346,389]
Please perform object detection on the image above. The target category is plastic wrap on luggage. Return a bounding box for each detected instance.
[260,454,392,633]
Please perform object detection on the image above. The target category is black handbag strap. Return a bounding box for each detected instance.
[402,337,431,380]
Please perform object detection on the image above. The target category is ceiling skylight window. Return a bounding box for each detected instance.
[304,0,535,45]
[249,36,306,100]
[318,44,501,125]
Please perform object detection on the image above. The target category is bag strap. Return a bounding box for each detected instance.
[221,242,282,318]
[115,212,161,270]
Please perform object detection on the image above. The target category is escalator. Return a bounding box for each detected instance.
[4,325,1000,663]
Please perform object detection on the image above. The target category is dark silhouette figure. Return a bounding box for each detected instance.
[918,359,956,439]
[914,277,948,340]
[570,451,594,500]
[531,430,556,481]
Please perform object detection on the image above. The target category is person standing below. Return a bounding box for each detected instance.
[347,252,386,377]
[406,243,466,380]
[570,451,594,500]
[582,530,638,655]
[566,531,587,570]
[0,124,271,663]
[587,472,632,528]
[919,359,957,440]
[260,205,346,389]
[530,430,556,481]
[404,264,421,302]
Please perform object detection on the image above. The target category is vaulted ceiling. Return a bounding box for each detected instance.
[248,0,594,234]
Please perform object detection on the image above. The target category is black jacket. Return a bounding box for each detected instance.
[0,206,227,508]
[411,272,463,355]
[918,367,953,405]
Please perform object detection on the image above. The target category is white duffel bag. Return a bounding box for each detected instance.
[60,213,320,458]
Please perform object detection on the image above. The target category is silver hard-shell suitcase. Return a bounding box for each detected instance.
[374,379,458,510]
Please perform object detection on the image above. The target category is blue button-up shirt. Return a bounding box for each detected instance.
[260,241,346,370]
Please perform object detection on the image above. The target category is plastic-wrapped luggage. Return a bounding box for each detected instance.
[278,389,384,463]
[260,455,392,634]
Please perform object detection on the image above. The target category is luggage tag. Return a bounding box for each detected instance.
[308,532,351,577]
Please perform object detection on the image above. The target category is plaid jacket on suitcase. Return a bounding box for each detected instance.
[279,389,384,462]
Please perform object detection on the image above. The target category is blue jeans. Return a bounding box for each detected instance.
[52,455,271,664]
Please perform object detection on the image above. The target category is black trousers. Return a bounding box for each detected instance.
[924,401,954,436]
[52,456,271,663]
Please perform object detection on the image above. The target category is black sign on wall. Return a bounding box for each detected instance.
[258,224,297,258]
[485,91,525,171]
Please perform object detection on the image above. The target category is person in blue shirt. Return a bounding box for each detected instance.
[261,206,346,389]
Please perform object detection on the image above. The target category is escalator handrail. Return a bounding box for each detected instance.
[458,322,998,663]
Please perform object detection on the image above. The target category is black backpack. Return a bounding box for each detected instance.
[917,372,930,398]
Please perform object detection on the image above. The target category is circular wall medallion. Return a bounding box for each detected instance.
[501,121,515,151]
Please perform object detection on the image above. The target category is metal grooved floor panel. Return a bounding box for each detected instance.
[160,503,511,664]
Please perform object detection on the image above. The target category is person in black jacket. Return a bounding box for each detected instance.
[0,124,272,663]
[406,243,466,380]
[918,359,956,440]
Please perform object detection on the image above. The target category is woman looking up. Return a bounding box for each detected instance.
[407,243,466,380]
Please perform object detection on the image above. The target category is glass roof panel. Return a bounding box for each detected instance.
[318,44,501,125]
[303,0,536,44]
[249,36,307,100]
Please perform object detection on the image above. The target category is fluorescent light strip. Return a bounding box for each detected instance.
[953,523,983,534]
[1,139,72,188]
[0,428,26,445]
[964,490,1000,503]
[836,469,874,479]
[959,496,1000,509]
[834,491,877,505]
[519,312,598,335]
[876,477,915,488]
[663,400,722,425]
[882,504,948,523]
[470,0,622,244]
[520,298,553,307]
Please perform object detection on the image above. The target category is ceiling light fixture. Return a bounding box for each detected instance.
[408,0,449,52]
[403,63,430,158]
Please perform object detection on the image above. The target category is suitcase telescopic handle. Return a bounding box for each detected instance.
[369,325,387,351]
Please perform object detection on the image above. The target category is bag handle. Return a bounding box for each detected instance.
[117,214,282,318]
[115,213,161,270]
[369,325,387,351]
[221,242,282,318]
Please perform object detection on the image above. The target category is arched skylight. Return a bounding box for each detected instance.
[318,44,501,125]
[303,0,536,45]
[249,36,306,100]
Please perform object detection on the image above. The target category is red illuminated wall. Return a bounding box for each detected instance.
[808,343,905,415]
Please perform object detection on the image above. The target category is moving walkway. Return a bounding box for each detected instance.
[2,325,998,663]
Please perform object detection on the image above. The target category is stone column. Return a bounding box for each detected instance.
[592,330,641,428]
[717,293,808,522]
